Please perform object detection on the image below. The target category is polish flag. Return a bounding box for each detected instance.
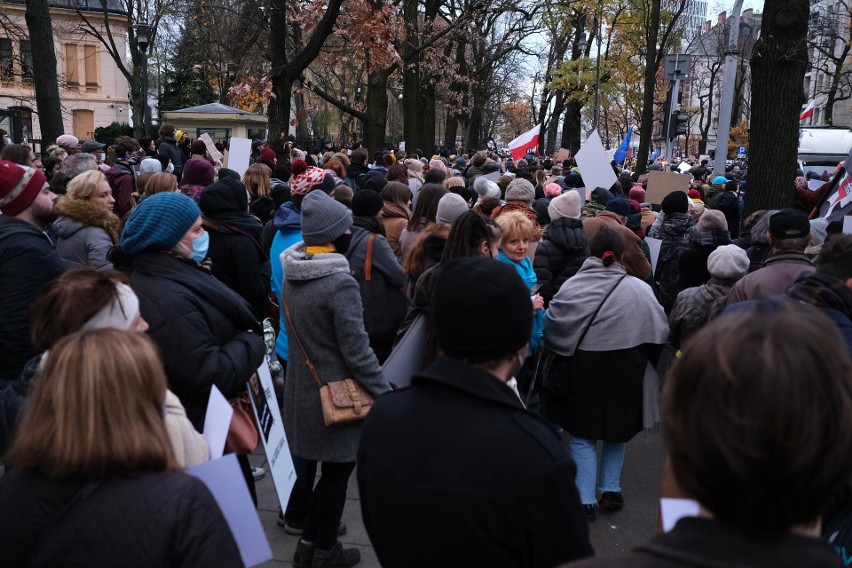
[507,124,541,161]
[800,100,815,121]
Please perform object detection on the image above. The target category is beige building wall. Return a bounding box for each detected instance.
[0,2,130,143]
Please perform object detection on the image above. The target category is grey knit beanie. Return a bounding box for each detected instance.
[300,190,352,245]
[436,193,469,225]
[707,244,749,280]
[473,176,500,199]
[505,178,535,203]
[548,190,581,221]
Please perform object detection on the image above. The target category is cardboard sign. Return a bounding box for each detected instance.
[250,363,296,513]
[645,171,690,204]
[199,132,224,163]
[228,138,252,178]
[575,132,617,194]
[554,148,571,163]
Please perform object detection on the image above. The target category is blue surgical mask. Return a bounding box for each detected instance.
[188,231,209,264]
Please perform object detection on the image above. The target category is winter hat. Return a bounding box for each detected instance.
[810,217,829,246]
[544,182,562,198]
[405,158,424,178]
[473,176,500,199]
[260,147,277,164]
[707,244,749,280]
[181,158,215,187]
[363,175,388,193]
[769,209,810,239]
[300,190,352,246]
[217,168,241,181]
[697,209,728,232]
[121,192,201,255]
[433,257,532,363]
[712,175,729,185]
[251,139,264,150]
[724,180,739,193]
[55,134,79,151]
[605,197,631,218]
[81,140,105,153]
[505,178,535,203]
[548,190,581,221]
[687,189,702,201]
[436,193,469,225]
[351,189,384,218]
[289,160,327,195]
[591,187,614,206]
[0,162,46,216]
[661,191,689,214]
[628,187,646,203]
[138,158,163,174]
[81,283,140,332]
[190,140,207,155]
[316,173,337,195]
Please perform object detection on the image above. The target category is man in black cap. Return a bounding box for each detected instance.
[357,257,593,568]
[728,209,815,305]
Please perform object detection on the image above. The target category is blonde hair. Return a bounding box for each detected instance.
[495,210,535,242]
[66,169,107,200]
[443,176,465,189]
[145,172,179,195]
[7,329,177,476]
[46,144,68,160]
[243,163,272,199]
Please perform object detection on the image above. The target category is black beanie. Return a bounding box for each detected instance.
[661,191,689,214]
[433,257,532,363]
[352,189,384,218]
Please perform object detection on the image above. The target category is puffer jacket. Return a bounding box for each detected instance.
[534,217,588,306]
[668,278,735,349]
[652,212,695,312]
[0,469,243,567]
[130,251,265,429]
[54,198,120,270]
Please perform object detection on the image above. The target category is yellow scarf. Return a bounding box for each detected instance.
[305,245,336,255]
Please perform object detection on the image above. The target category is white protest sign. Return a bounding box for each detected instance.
[203,385,232,460]
[843,216,852,235]
[382,314,428,388]
[575,132,617,193]
[809,179,826,192]
[200,132,224,163]
[189,454,273,567]
[250,363,296,511]
[645,237,662,273]
[228,138,253,178]
[660,498,700,532]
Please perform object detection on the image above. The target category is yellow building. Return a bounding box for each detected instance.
[0,0,130,146]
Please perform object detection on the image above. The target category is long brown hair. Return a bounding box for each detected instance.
[243,163,272,199]
[7,329,178,476]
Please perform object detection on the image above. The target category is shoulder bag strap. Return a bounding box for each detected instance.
[575,274,628,352]
[280,290,322,387]
[364,233,376,282]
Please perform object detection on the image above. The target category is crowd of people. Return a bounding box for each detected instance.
[0,128,851,568]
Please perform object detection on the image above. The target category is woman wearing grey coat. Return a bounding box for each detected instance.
[281,190,391,568]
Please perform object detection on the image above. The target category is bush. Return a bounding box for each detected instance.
[93,122,133,145]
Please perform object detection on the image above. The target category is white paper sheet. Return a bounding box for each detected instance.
[645,237,662,273]
[188,454,273,567]
[203,385,233,461]
[843,216,852,234]
[382,314,428,388]
[575,132,617,193]
[227,138,252,178]
[660,497,700,532]
[808,179,826,192]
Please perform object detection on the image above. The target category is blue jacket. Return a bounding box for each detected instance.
[497,251,545,352]
[270,202,303,360]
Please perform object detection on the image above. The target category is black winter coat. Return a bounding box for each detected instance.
[712,192,741,239]
[130,251,265,428]
[358,357,593,568]
[0,216,65,381]
[533,217,588,306]
[0,468,244,567]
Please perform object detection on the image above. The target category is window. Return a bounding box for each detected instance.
[83,44,97,86]
[0,39,11,79]
[20,41,32,81]
[196,128,231,143]
[65,43,78,85]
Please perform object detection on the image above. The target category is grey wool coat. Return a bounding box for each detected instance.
[281,243,391,463]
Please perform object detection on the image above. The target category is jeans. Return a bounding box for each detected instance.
[569,436,626,505]
[300,460,356,550]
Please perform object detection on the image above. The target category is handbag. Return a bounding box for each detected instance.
[281,289,374,426]
[542,274,628,396]
[225,390,259,454]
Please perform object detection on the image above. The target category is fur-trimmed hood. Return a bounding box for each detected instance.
[55,198,121,243]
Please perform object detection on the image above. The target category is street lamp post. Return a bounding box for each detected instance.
[132,23,152,135]
[592,0,603,132]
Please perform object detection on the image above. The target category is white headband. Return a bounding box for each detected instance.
[81,283,140,332]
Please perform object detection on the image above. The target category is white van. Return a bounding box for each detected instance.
[798,125,852,177]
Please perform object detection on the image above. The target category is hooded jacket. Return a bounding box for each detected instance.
[105,160,137,217]
[269,201,303,361]
[533,217,589,306]
[54,198,121,269]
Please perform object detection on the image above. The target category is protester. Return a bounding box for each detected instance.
[104,135,141,217]
[650,191,696,311]
[542,228,668,522]
[179,157,215,203]
[55,134,80,155]
[398,183,447,258]
[491,177,543,243]
[582,197,652,281]
[281,191,392,568]
[0,143,36,167]
[379,181,412,259]
[0,161,63,381]
[404,158,424,206]
[156,124,183,178]
[568,303,852,567]
[0,330,241,566]
[401,192,468,290]
[677,209,731,290]
[534,190,588,306]
[359,256,593,568]
[54,169,119,269]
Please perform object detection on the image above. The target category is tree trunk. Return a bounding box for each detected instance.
[561,99,583,156]
[402,0,423,152]
[363,70,390,154]
[294,89,310,140]
[25,0,64,143]
[547,92,565,154]
[130,70,146,138]
[445,116,458,151]
[268,0,291,143]
[635,0,661,175]
[421,82,436,154]
[747,0,809,215]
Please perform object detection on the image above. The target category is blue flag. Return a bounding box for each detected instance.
[613,127,634,164]
[649,149,660,162]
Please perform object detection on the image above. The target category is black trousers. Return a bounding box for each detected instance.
[300,460,356,550]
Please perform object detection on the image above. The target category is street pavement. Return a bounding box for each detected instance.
[252,427,667,566]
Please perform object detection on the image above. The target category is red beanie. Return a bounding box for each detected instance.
[0,161,47,216]
[260,148,277,164]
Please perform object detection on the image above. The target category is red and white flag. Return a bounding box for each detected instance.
[507,124,541,161]
[800,100,815,121]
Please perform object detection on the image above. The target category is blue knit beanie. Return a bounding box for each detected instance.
[121,192,201,255]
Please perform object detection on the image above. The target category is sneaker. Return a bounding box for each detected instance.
[599,491,624,510]
[584,504,596,523]
[312,542,360,568]
[251,465,266,481]
[293,539,315,568]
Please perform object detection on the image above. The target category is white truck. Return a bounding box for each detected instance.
[798,125,852,177]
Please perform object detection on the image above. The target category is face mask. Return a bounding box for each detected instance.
[188,231,209,264]
[332,232,352,254]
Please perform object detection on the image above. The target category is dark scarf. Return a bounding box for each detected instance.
[787,272,852,318]
[353,215,385,235]
[689,228,731,247]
